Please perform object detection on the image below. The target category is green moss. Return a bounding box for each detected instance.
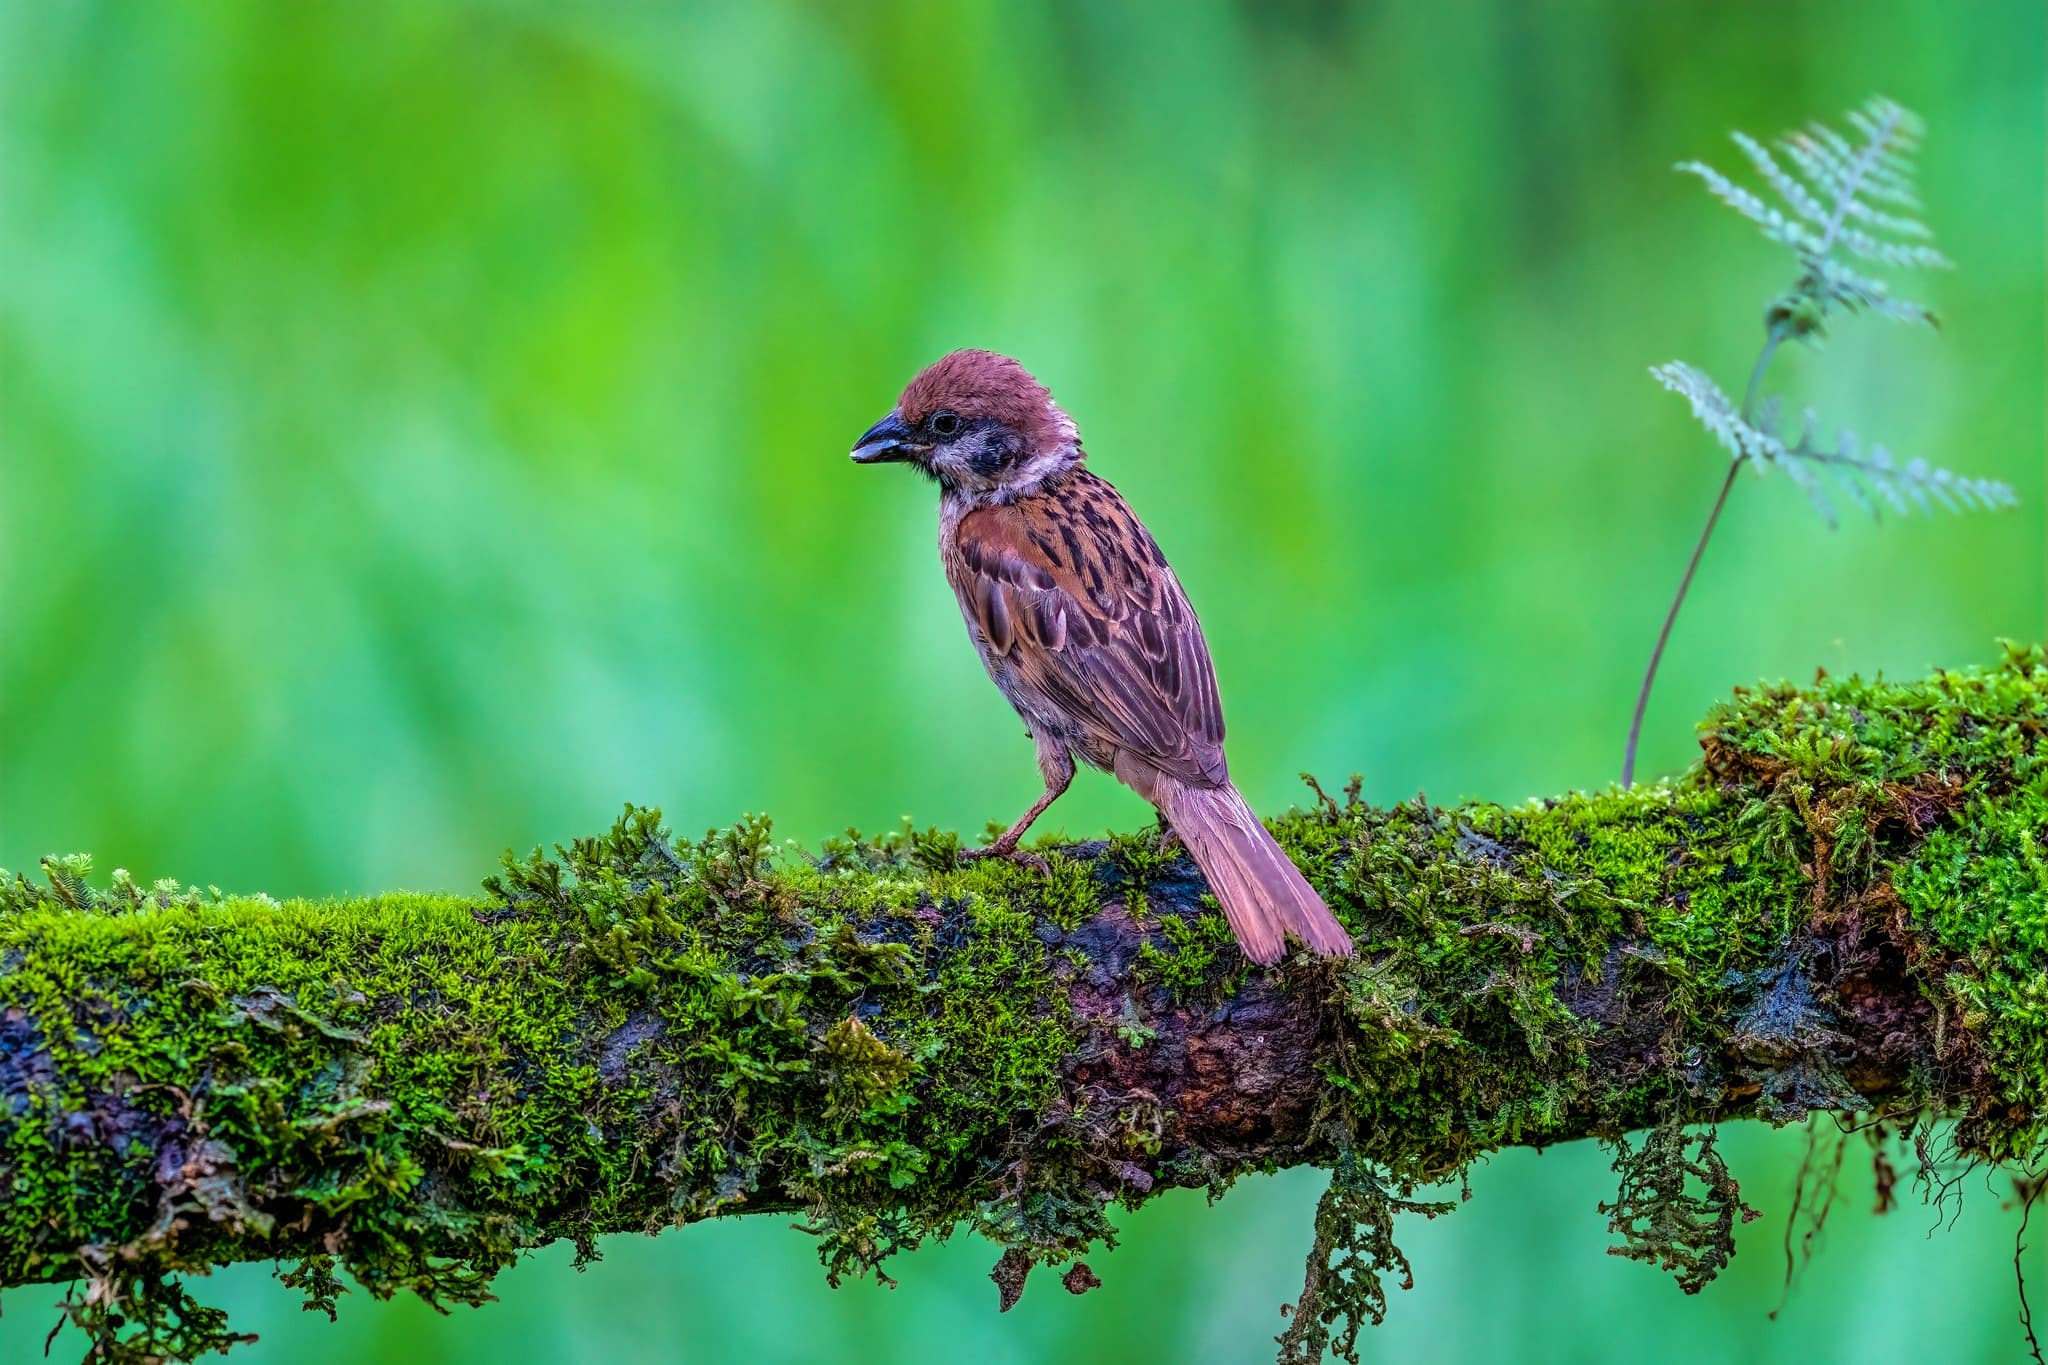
[1704,641,2048,1159]
[0,809,1089,1357]
[3,648,2046,1363]
[1134,910,1234,999]
[1895,798,2048,1138]
[1259,646,2048,1345]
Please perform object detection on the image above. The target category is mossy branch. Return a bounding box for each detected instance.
[5,648,2046,1363]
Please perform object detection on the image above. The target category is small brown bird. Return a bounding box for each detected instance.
[851,349,1352,965]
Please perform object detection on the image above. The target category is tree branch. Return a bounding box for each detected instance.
[4,647,2045,1361]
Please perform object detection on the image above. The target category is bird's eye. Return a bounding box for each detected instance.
[930,410,962,437]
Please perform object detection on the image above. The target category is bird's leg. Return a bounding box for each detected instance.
[960,739,1074,871]
[1155,816,1184,856]
[960,785,1064,867]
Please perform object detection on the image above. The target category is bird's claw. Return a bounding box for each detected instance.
[958,843,1051,876]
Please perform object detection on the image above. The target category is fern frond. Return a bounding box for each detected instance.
[1800,120,1923,210]
[1777,133,1932,234]
[1832,223,1949,269]
[1653,359,2017,527]
[1731,133,1833,230]
[1684,96,1948,335]
[1649,362,1784,464]
[1674,161,1816,252]
[1790,426,2019,519]
[1803,257,1937,327]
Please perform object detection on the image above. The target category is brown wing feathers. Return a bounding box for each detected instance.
[952,470,1227,787]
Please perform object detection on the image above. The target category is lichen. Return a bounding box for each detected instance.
[1599,1123,1759,1293]
[1276,1148,1456,1365]
[2,648,2044,1363]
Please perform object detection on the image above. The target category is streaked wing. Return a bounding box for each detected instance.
[951,471,1227,786]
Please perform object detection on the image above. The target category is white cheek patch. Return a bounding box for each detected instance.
[1009,447,1077,492]
[929,449,976,484]
[990,400,1084,495]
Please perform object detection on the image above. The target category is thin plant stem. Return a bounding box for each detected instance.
[1620,103,1920,785]
[1620,327,1785,786]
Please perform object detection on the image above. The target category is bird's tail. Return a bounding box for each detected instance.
[1157,779,1353,965]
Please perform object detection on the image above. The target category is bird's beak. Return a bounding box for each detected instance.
[850,411,923,465]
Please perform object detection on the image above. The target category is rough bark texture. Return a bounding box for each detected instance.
[3,648,2044,1362]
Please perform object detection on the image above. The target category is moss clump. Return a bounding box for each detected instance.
[1896,800,2048,1154]
[1134,910,1236,999]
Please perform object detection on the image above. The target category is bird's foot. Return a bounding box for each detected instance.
[1156,825,1184,856]
[958,841,1051,876]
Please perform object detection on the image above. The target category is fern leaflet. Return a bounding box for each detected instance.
[1650,360,2016,529]
[1677,96,1949,334]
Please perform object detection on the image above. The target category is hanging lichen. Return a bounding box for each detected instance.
[1276,1148,1456,1365]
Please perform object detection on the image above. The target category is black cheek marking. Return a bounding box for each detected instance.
[976,420,1024,474]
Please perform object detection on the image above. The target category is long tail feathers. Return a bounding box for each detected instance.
[1157,780,1353,965]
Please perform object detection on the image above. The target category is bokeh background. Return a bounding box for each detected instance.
[2,1,2041,1361]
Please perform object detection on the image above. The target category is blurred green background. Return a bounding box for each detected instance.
[2,1,2041,1360]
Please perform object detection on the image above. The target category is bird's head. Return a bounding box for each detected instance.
[850,349,1082,499]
